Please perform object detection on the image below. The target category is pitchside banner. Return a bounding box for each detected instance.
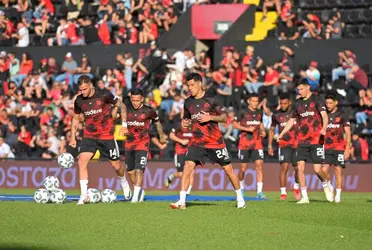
[0,161,369,192]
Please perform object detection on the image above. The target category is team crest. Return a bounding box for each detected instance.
[204,103,210,108]
[96,100,102,106]
[335,117,341,123]
[140,114,146,119]
[310,102,315,108]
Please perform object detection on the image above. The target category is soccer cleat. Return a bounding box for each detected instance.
[76,194,89,205]
[335,196,341,203]
[123,186,132,201]
[324,186,334,202]
[293,187,301,201]
[139,189,145,203]
[237,201,246,209]
[170,200,186,210]
[165,175,172,188]
[257,192,266,199]
[280,194,287,200]
[296,198,310,204]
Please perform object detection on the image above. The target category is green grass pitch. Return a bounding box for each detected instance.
[0,189,372,250]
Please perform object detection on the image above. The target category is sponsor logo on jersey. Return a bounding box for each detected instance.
[191,112,209,120]
[280,122,287,127]
[299,111,315,117]
[327,123,340,129]
[128,121,145,126]
[84,109,102,116]
[182,133,193,137]
[246,120,261,125]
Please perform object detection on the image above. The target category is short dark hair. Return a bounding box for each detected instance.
[186,72,202,82]
[297,78,310,86]
[325,92,337,101]
[279,92,290,100]
[77,75,92,86]
[130,88,144,96]
[249,93,259,99]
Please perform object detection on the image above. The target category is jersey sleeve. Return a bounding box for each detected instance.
[291,103,298,118]
[149,108,159,122]
[271,113,277,128]
[104,91,119,105]
[183,100,191,119]
[316,97,326,113]
[211,98,226,115]
[234,112,244,122]
[74,97,82,114]
[342,114,351,127]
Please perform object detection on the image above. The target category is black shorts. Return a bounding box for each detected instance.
[185,146,231,167]
[66,142,81,159]
[296,144,324,164]
[80,138,120,161]
[174,153,186,172]
[238,149,264,163]
[125,150,148,171]
[278,147,297,166]
[324,149,346,168]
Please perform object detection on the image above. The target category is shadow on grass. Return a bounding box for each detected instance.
[366,199,372,203]
[186,202,219,207]
[0,246,56,250]
[287,199,330,204]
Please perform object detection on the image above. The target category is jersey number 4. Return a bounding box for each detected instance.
[216,148,230,160]
[109,149,119,159]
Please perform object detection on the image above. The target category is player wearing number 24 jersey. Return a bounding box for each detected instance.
[233,93,266,199]
[278,79,334,204]
[170,73,245,210]
[71,75,131,205]
[322,93,351,203]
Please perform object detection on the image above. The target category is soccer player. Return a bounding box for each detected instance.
[233,93,266,198]
[268,93,300,200]
[322,93,351,203]
[278,78,333,204]
[125,88,166,203]
[165,125,194,194]
[70,75,131,205]
[170,73,245,209]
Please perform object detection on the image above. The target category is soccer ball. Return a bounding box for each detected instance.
[34,188,50,204]
[57,152,75,169]
[43,176,60,191]
[50,189,67,204]
[101,189,117,203]
[87,188,101,203]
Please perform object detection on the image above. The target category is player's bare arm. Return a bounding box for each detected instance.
[169,131,189,146]
[69,113,83,148]
[232,120,252,132]
[268,126,275,156]
[155,121,166,144]
[113,99,128,136]
[320,110,328,135]
[198,111,227,124]
[278,117,295,141]
[260,123,266,137]
[344,126,351,160]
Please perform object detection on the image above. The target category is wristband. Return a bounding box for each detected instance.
[268,145,272,148]
[122,121,128,128]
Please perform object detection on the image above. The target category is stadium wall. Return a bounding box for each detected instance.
[214,38,372,70]
[0,161,369,192]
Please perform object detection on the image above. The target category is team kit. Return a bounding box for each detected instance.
[69,74,351,209]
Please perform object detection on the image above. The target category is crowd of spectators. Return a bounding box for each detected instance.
[0,40,371,161]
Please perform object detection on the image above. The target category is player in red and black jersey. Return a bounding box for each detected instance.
[268,93,300,201]
[165,126,195,193]
[125,88,166,203]
[278,79,333,204]
[323,93,351,203]
[170,73,245,209]
[233,93,266,199]
[70,75,131,205]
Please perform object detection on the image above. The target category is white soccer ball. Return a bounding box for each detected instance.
[101,189,117,203]
[34,188,50,204]
[43,176,60,191]
[87,188,101,203]
[57,152,75,169]
[50,189,67,204]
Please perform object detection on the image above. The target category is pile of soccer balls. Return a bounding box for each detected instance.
[87,188,118,203]
[34,176,67,204]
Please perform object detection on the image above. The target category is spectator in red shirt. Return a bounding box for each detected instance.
[139,19,158,44]
[332,50,356,82]
[16,124,33,157]
[303,14,321,39]
[258,65,279,104]
[346,65,368,91]
[11,53,33,87]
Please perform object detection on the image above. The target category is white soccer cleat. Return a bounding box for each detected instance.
[76,194,89,205]
[335,196,341,203]
[170,200,186,210]
[237,201,246,209]
[297,198,310,204]
[324,186,334,202]
[123,186,132,200]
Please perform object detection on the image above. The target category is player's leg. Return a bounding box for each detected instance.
[296,146,310,203]
[99,140,132,200]
[334,151,345,203]
[166,154,184,188]
[237,150,250,192]
[125,151,136,185]
[187,168,195,195]
[131,150,148,203]
[279,162,289,200]
[311,145,334,202]
[291,148,301,201]
[252,149,265,198]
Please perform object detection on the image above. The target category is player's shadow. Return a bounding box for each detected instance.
[186,202,218,207]
[366,199,372,203]
[0,246,55,250]
[287,199,329,203]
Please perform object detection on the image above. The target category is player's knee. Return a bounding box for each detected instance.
[134,169,144,176]
[110,160,121,170]
[222,164,234,175]
[78,157,90,168]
